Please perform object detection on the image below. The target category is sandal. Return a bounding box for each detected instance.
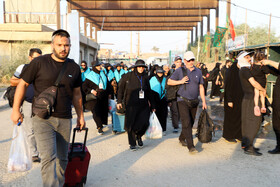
[254,106,261,116]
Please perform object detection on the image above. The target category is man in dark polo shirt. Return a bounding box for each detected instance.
[11,29,85,186]
[168,51,207,154]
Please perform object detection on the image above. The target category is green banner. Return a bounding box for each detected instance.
[203,34,211,53]
[213,26,228,47]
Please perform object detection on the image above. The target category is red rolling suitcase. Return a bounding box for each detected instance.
[64,128,91,187]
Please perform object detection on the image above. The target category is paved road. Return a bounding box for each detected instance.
[0,89,279,186]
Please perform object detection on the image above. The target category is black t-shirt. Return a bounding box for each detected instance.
[239,67,254,99]
[250,64,270,88]
[21,54,82,119]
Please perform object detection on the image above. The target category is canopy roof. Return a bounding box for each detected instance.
[67,0,218,31]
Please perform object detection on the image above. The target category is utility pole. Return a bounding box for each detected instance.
[225,0,231,54]
[137,32,140,57]
[130,31,133,62]
[267,13,272,59]
[244,8,247,50]
[56,0,61,29]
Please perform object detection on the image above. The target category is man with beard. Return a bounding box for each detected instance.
[11,29,85,186]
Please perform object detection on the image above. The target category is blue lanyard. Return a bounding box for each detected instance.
[136,74,143,89]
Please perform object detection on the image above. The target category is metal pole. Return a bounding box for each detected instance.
[267,13,272,59]
[56,0,61,29]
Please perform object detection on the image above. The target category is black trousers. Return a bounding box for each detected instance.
[177,101,198,149]
[272,99,280,148]
[241,98,262,150]
[170,99,180,129]
[155,98,168,131]
[127,128,146,146]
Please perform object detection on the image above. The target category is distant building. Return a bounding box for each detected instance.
[0,0,99,65]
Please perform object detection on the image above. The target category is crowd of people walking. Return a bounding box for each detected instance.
[9,28,280,186]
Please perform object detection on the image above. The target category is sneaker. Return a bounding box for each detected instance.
[244,148,262,156]
[254,106,261,116]
[225,138,237,143]
[163,131,167,136]
[130,145,137,151]
[137,137,143,148]
[179,140,188,147]
[173,128,179,133]
[32,156,41,163]
[97,128,104,135]
[189,147,198,154]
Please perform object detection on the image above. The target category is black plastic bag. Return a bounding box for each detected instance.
[197,109,215,143]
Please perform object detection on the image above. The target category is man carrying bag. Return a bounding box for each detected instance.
[11,29,85,187]
[167,51,207,154]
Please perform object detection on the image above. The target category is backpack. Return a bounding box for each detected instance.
[4,64,28,107]
[3,86,17,107]
[165,67,187,101]
[197,109,215,143]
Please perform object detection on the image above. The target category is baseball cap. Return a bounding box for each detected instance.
[174,56,182,61]
[184,51,195,61]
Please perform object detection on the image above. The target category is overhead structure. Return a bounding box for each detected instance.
[67,0,219,33]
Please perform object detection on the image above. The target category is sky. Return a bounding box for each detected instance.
[1,0,280,54]
[91,0,280,54]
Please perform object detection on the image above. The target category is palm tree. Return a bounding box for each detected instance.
[151,46,159,53]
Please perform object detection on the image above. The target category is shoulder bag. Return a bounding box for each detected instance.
[32,60,68,119]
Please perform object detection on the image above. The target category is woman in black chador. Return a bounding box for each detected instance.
[117,60,155,151]
[223,60,243,143]
[209,62,221,98]
[82,60,112,135]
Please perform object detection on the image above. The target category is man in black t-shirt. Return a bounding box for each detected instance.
[11,29,85,186]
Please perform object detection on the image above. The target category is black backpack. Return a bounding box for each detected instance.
[165,67,187,101]
[3,86,17,107]
[197,109,215,143]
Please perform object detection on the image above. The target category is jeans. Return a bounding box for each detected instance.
[177,101,198,149]
[22,101,38,157]
[33,116,72,187]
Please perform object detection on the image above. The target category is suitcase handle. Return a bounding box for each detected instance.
[70,127,88,157]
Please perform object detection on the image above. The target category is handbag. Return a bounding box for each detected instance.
[85,93,97,101]
[32,60,68,119]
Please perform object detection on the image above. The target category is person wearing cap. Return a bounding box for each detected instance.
[167,51,207,154]
[83,59,112,135]
[261,58,280,154]
[117,59,156,151]
[237,51,266,156]
[166,56,182,133]
[11,29,85,186]
[149,66,168,135]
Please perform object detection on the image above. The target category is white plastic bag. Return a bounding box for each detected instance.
[7,124,32,173]
[145,112,163,139]
[108,99,116,113]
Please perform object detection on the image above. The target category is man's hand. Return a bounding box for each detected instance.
[76,116,86,130]
[228,102,233,108]
[180,76,189,84]
[11,110,23,125]
[202,101,207,110]
[117,103,122,110]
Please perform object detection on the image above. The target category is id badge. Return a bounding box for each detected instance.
[139,90,144,99]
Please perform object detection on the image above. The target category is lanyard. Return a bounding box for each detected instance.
[136,74,143,90]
